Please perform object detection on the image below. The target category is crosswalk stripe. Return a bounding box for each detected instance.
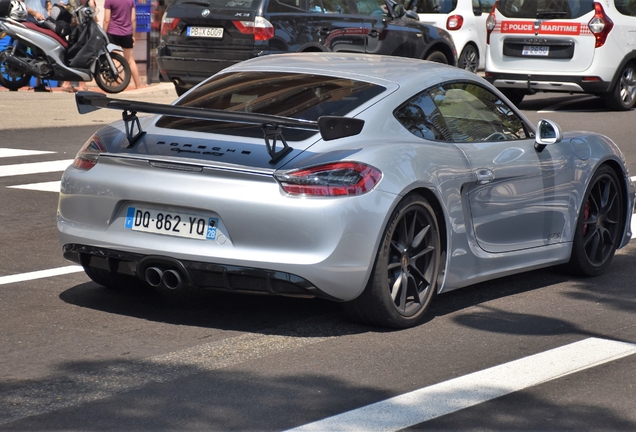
[0,160,73,178]
[8,181,61,192]
[0,266,83,286]
[288,337,636,432]
[0,148,55,158]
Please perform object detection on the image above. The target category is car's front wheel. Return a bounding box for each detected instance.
[564,165,624,277]
[343,195,441,328]
[604,63,636,111]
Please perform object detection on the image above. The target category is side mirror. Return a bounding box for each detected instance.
[535,119,562,152]
[393,3,405,17]
[405,10,419,20]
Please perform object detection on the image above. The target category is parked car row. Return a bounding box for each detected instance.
[156,0,636,111]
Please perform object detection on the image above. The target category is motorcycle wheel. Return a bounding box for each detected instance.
[94,52,131,94]
[0,49,31,91]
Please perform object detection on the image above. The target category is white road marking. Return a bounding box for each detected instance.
[8,180,61,192]
[0,148,55,158]
[0,266,83,286]
[288,337,636,432]
[0,159,73,177]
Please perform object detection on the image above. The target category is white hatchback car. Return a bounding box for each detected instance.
[485,0,636,110]
[408,0,496,72]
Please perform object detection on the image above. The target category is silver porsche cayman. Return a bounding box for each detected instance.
[58,53,635,328]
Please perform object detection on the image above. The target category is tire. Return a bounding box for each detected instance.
[603,63,636,111]
[174,83,190,96]
[458,45,479,73]
[0,48,31,91]
[84,266,147,290]
[424,51,448,64]
[94,52,131,94]
[343,195,441,329]
[563,165,624,277]
[500,88,525,106]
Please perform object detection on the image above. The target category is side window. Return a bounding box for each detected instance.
[355,0,386,16]
[412,0,457,14]
[395,82,528,142]
[394,92,453,141]
[268,0,307,12]
[476,0,495,13]
[616,0,636,17]
[308,0,326,12]
[321,0,352,13]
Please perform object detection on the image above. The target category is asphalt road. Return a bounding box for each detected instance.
[0,88,635,431]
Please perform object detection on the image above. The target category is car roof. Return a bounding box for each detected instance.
[218,52,478,91]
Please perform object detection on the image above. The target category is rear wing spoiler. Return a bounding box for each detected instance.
[75,91,365,164]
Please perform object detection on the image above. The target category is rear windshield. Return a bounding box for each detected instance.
[156,72,386,141]
[496,0,594,19]
[174,0,259,9]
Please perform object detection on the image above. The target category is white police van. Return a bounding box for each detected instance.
[484,0,636,110]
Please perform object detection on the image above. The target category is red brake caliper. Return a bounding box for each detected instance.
[582,200,591,236]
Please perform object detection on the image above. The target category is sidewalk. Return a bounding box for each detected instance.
[0,81,178,129]
[0,79,175,95]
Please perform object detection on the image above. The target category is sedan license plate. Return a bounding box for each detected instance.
[522,45,549,56]
[187,26,224,38]
[125,207,218,240]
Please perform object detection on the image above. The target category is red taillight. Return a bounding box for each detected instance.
[446,15,463,31]
[275,162,382,197]
[486,1,498,45]
[161,17,180,35]
[72,134,106,171]
[589,2,613,48]
[232,16,274,41]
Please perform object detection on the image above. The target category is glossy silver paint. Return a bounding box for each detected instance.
[58,53,635,301]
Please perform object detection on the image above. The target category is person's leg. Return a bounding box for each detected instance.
[123,47,141,89]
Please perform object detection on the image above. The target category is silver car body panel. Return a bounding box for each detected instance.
[58,53,635,301]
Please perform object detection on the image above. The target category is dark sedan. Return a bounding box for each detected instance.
[157,0,457,95]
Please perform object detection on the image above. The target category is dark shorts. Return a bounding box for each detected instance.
[107,33,133,49]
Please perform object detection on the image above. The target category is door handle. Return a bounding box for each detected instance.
[475,168,494,184]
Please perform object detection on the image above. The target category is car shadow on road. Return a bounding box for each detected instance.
[58,241,636,338]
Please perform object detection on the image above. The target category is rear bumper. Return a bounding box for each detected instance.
[64,244,340,300]
[485,72,612,94]
[156,45,256,86]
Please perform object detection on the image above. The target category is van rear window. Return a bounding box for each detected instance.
[156,72,385,141]
[497,0,594,19]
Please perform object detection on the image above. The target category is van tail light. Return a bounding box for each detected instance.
[72,134,106,171]
[160,17,180,35]
[486,1,498,44]
[275,162,382,197]
[446,15,463,31]
[589,2,613,48]
[233,16,274,41]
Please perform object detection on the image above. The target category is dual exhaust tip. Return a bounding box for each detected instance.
[145,266,184,290]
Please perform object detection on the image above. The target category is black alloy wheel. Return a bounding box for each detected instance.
[458,45,479,73]
[604,63,636,111]
[343,195,441,328]
[564,165,624,277]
